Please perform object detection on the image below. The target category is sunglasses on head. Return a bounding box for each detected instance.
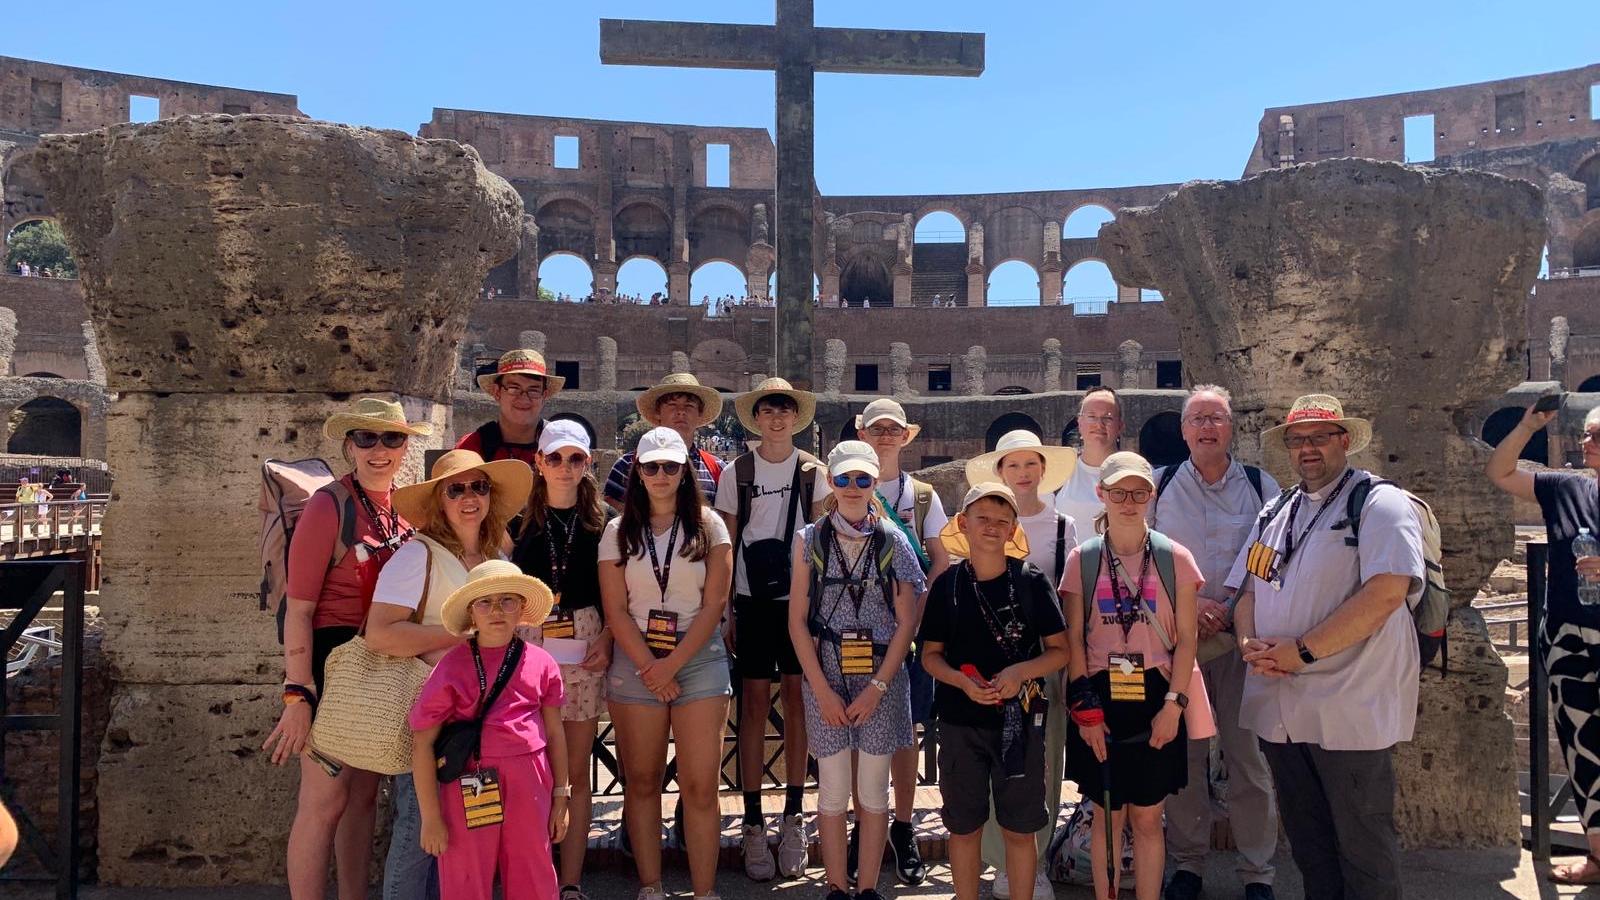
[443,479,491,500]
[348,430,409,450]
[639,461,682,477]
[542,451,588,469]
[832,473,874,489]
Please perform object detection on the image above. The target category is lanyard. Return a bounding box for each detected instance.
[468,636,522,714]
[352,479,405,549]
[963,562,1026,663]
[832,526,876,619]
[1104,536,1152,641]
[645,517,681,606]
[545,507,581,598]
[1278,468,1356,577]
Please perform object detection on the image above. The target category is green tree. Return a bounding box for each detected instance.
[539,285,557,301]
[5,220,77,277]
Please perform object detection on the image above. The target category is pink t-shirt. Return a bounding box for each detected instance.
[1062,540,1204,677]
[410,639,565,758]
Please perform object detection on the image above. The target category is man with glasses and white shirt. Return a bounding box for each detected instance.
[1149,386,1280,900]
[1055,387,1123,544]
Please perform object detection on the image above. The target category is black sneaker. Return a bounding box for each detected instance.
[856,890,885,900]
[825,887,852,900]
[888,819,925,886]
[1163,870,1202,900]
[846,822,860,886]
[1244,884,1276,900]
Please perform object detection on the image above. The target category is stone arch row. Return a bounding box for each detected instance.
[0,376,108,458]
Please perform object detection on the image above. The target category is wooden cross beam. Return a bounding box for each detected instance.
[600,1,985,392]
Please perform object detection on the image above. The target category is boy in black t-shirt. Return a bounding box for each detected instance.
[920,482,1069,900]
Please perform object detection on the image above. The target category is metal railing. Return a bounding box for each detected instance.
[1480,597,1531,651]
[1546,266,1600,279]
[0,499,107,556]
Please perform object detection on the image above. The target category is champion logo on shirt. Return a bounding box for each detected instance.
[750,483,793,500]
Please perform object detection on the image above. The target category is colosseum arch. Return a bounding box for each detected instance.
[0,377,107,458]
[839,249,893,307]
[537,252,595,299]
[985,412,1043,450]
[688,204,750,268]
[616,256,669,300]
[613,200,673,264]
[535,198,596,259]
[1577,151,1600,213]
[1575,217,1600,269]
[1137,411,1188,467]
[1062,203,1116,239]
[913,209,967,243]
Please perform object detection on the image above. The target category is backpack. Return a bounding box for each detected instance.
[877,475,936,573]
[1341,478,1451,672]
[1047,801,1136,886]
[1077,530,1181,651]
[1152,462,1264,514]
[258,459,356,644]
[805,517,899,651]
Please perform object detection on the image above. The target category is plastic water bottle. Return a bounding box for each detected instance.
[1575,528,1600,606]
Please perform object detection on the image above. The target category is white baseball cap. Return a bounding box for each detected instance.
[538,419,591,456]
[806,440,880,480]
[636,426,690,465]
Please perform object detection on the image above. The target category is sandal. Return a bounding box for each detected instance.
[1550,854,1600,884]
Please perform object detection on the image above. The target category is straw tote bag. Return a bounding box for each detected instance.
[309,541,439,775]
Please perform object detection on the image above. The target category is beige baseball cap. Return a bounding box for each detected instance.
[1098,451,1156,490]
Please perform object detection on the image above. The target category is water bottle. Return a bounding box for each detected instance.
[1574,528,1600,606]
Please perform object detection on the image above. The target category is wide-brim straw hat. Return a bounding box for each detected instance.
[855,398,922,442]
[735,377,817,434]
[638,373,723,429]
[323,397,435,442]
[938,484,1031,561]
[440,560,554,636]
[1261,394,1373,461]
[477,348,566,396]
[965,430,1078,496]
[392,449,533,525]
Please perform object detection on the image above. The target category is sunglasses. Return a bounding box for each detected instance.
[542,452,589,469]
[1105,487,1152,503]
[832,473,874,489]
[443,479,492,500]
[639,461,682,477]
[470,596,524,614]
[348,430,409,450]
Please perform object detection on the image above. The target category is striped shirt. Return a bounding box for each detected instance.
[603,449,721,505]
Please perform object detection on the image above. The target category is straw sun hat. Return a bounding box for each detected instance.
[735,377,817,434]
[477,348,566,396]
[637,373,723,429]
[964,430,1078,497]
[439,560,555,636]
[391,449,533,525]
[1260,394,1373,461]
[322,397,435,442]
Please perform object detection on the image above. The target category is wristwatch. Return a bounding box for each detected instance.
[1296,637,1318,665]
[1163,691,1188,710]
[552,785,572,798]
[869,678,889,694]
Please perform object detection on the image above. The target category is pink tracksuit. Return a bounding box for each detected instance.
[411,640,566,899]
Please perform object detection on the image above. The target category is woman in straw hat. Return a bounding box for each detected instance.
[368,448,531,900]
[1061,452,1205,900]
[510,419,611,900]
[264,397,432,900]
[411,561,567,900]
[788,441,926,900]
[599,426,734,900]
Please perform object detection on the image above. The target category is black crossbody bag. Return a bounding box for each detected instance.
[740,463,805,602]
[434,636,524,782]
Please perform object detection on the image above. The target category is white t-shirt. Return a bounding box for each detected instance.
[1053,458,1104,546]
[369,536,467,629]
[598,506,732,632]
[1017,504,1077,583]
[877,472,949,544]
[713,448,831,598]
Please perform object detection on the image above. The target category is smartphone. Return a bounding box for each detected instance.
[1533,392,1564,413]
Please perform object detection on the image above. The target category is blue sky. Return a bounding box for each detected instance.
[5,1,1590,300]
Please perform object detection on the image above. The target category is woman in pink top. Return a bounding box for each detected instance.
[1061,452,1202,900]
[411,560,568,900]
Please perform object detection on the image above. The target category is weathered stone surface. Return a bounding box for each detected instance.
[518,329,546,354]
[1101,157,1544,848]
[823,338,847,394]
[1041,338,1062,392]
[962,346,986,396]
[890,342,914,396]
[671,351,690,374]
[1117,339,1142,389]
[0,306,16,374]
[25,115,521,399]
[596,336,618,391]
[81,320,106,385]
[0,375,107,456]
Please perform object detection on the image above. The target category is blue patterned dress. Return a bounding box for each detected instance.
[800,519,928,758]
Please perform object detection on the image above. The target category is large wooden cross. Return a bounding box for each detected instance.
[601,1,984,390]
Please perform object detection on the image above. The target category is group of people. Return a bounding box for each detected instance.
[265,341,1443,900]
[10,260,68,278]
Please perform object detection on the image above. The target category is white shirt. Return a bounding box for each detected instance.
[598,506,732,632]
[1018,503,1076,583]
[1053,458,1104,546]
[877,472,949,544]
[1224,468,1424,751]
[1150,460,1280,602]
[369,536,468,629]
[713,448,831,597]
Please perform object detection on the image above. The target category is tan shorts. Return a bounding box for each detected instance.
[522,606,607,722]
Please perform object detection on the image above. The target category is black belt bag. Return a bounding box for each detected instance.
[739,463,805,603]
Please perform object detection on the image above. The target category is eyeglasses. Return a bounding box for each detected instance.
[348,430,409,449]
[1585,430,1600,443]
[1282,429,1346,449]
[864,424,906,438]
[1078,414,1118,426]
[497,381,545,399]
[1184,413,1232,428]
[639,461,683,477]
[832,473,875,489]
[443,479,491,500]
[1105,487,1152,503]
[469,596,524,614]
[542,452,589,469]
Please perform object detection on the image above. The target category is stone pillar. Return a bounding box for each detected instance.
[1101,157,1545,849]
[821,262,841,307]
[894,214,913,307]
[962,345,987,395]
[592,259,618,298]
[0,307,16,376]
[1041,220,1063,305]
[889,342,914,397]
[518,329,546,354]
[1551,315,1570,386]
[671,350,690,374]
[596,336,618,392]
[823,338,847,395]
[966,223,986,307]
[668,262,690,304]
[1042,338,1062,392]
[892,265,912,307]
[1117,339,1143,388]
[27,116,522,885]
[82,320,106,386]
[516,214,539,299]
[1275,114,1297,167]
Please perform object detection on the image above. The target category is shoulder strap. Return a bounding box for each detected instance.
[734,452,756,533]
[1054,512,1068,587]
[780,455,806,539]
[412,538,436,625]
[475,421,505,462]
[911,478,934,546]
[1154,464,1180,503]
[1343,477,1388,547]
[1243,464,1265,503]
[797,450,820,519]
[1146,531,1179,652]
[807,521,829,626]
[474,637,525,725]
[1078,534,1104,627]
[317,481,359,568]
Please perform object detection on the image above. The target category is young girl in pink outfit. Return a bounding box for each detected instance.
[411,560,570,899]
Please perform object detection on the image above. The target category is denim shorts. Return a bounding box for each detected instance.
[607,633,733,707]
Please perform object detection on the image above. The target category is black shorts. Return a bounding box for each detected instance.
[1065,668,1187,810]
[311,625,359,696]
[938,720,1048,836]
[732,597,802,680]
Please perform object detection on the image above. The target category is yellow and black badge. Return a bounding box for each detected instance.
[1109,653,1146,703]
[460,768,504,829]
[646,609,679,658]
[542,608,576,640]
[1244,540,1281,584]
[838,629,876,676]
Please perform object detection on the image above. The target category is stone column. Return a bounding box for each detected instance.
[596,336,618,392]
[1041,220,1063,305]
[823,338,847,395]
[1117,339,1143,388]
[671,350,690,374]
[1551,315,1570,386]
[1042,338,1063,392]
[519,329,547,354]
[516,214,539,299]
[28,116,522,885]
[592,259,618,298]
[0,307,16,376]
[668,262,690,304]
[889,342,914,397]
[893,214,913,307]
[821,262,841,307]
[82,320,107,386]
[966,223,986,307]
[962,345,987,395]
[1101,157,1545,849]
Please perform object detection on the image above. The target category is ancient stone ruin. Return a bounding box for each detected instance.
[1102,156,1547,847]
[26,115,521,884]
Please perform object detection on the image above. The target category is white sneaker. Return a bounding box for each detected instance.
[741,821,776,881]
[777,812,810,877]
[994,871,1011,900]
[635,885,664,900]
[1034,868,1055,898]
